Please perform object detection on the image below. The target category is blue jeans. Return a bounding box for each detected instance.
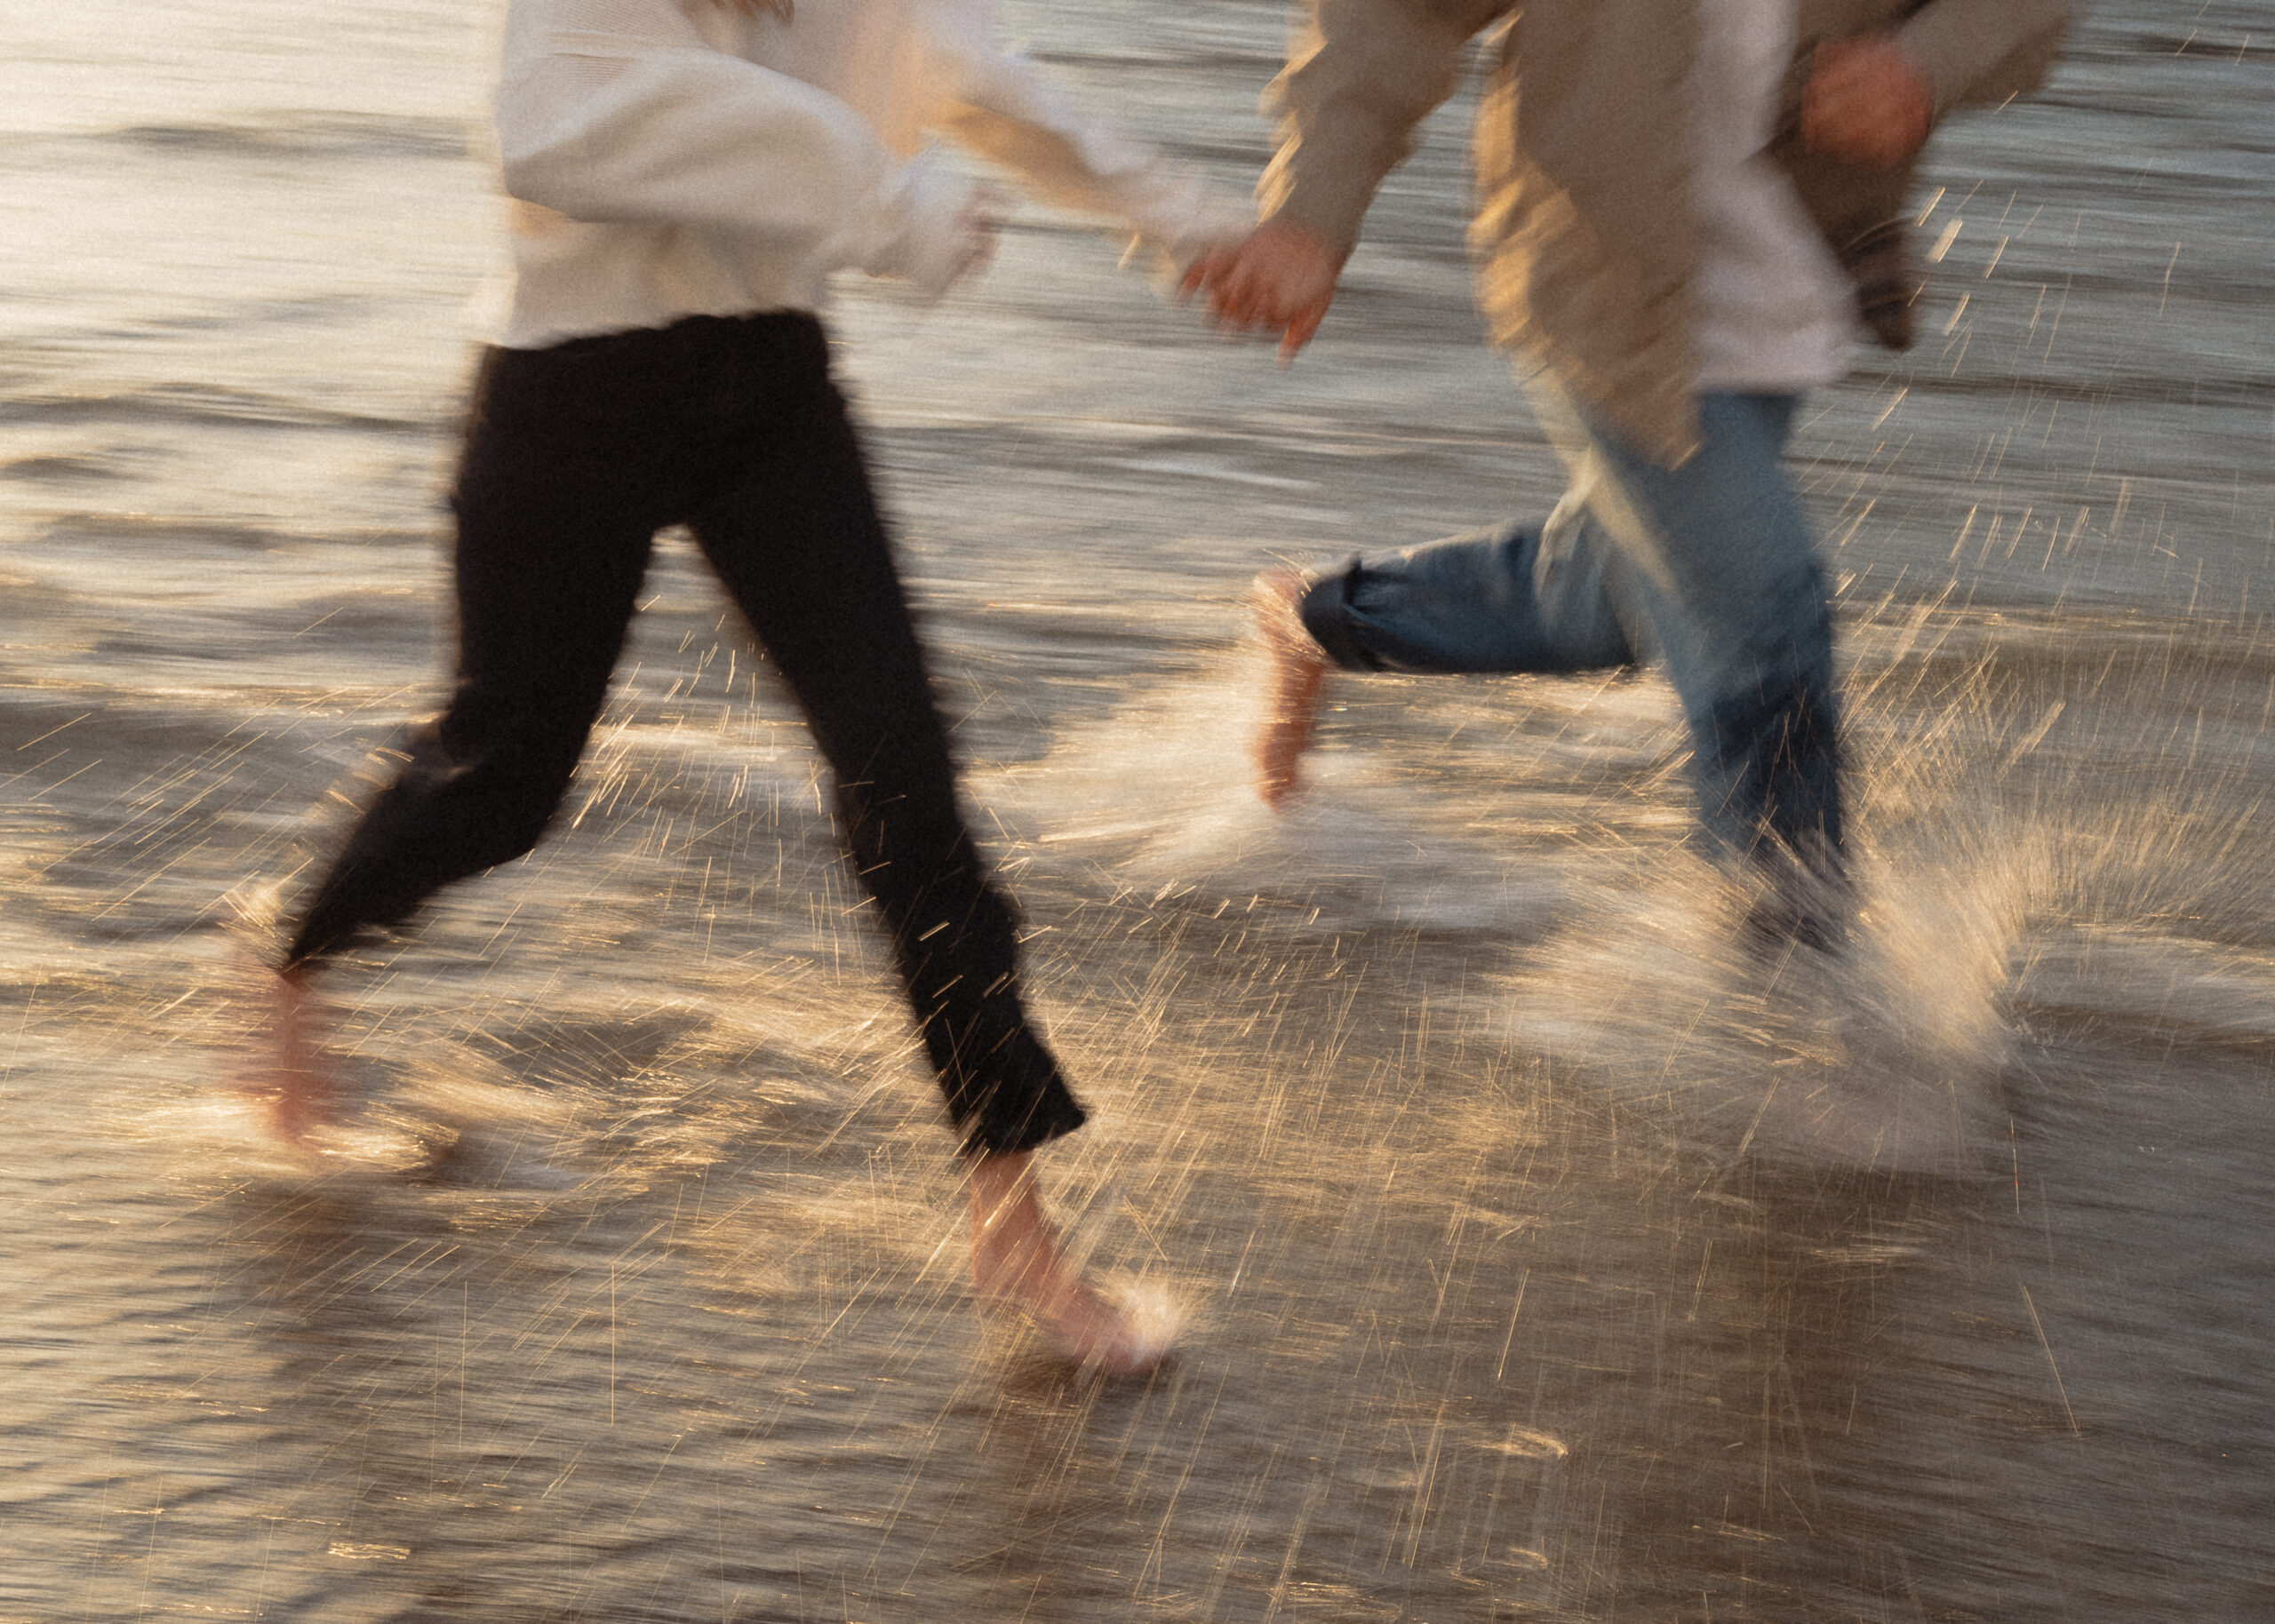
[1299,382,1844,880]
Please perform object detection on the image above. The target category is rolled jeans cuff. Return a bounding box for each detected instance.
[1297,560,1388,673]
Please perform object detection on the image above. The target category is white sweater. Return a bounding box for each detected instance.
[491,0,1242,347]
[1688,0,1854,391]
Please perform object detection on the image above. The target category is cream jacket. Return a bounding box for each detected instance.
[1260,0,2071,464]
[493,0,1242,347]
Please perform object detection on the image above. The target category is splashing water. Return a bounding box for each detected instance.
[982,649,1571,937]
[4,2,2273,1620]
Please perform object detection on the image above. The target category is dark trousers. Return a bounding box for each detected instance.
[283,312,1084,1155]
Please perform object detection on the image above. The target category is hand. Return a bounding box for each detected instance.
[1181,218,1345,362]
[1802,36,1934,171]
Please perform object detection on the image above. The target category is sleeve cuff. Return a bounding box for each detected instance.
[860,149,982,300]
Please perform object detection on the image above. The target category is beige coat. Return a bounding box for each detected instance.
[1260,0,2071,465]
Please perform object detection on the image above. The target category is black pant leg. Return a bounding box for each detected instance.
[683,320,1084,1155]
[283,344,663,966]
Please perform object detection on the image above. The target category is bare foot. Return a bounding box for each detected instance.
[969,1152,1166,1376]
[1249,569,1330,808]
[243,961,350,1148]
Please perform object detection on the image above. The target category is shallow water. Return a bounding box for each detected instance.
[4,2,2273,1620]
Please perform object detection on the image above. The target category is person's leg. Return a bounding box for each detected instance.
[1532,382,1848,931]
[1250,491,1642,804]
[683,315,1156,1371]
[282,344,663,966]
[1251,376,1846,937]
[253,341,667,1140]
[1249,569,1333,807]
[1296,508,1641,677]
